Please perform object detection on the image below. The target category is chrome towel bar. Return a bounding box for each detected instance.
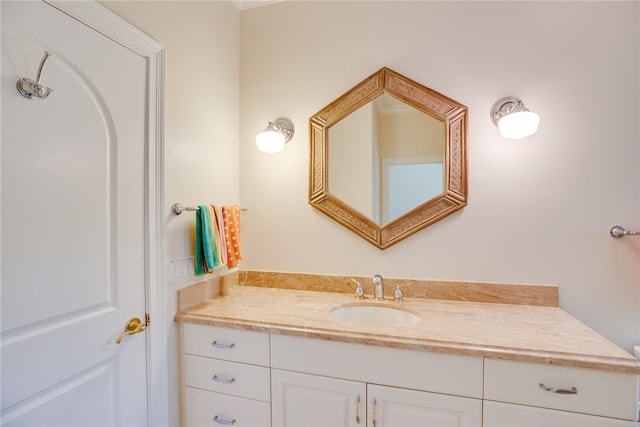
[172,203,246,215]
[172,203,198,215]
[610,225,639,238]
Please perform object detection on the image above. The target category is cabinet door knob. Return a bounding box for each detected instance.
[539,383,578,394]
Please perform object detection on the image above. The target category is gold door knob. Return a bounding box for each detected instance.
[115,317,147,344]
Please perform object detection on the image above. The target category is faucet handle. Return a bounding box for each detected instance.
[373,275,384,300]
[394,285,404,303]
[351,279,365,300]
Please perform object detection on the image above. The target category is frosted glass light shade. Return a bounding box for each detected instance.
[497,110,540,140]
[490,97,540,140]
[256,129,286,153]
[255,118,294,153]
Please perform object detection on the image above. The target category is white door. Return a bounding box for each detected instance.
[368,384,482,427]
[1,1,150,425]
[271,369,365,427]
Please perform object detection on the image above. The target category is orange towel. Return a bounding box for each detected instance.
[221,205,243,269]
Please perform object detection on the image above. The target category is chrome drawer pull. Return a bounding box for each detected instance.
[211,340,235,349]
[212,374,236,384]
[539,383,578,394]
[213,415,236,425]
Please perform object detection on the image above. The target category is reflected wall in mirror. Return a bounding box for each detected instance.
[328,93,446,225]
[309,67,467,249]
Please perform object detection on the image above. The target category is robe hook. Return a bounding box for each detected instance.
[17,51,54,100]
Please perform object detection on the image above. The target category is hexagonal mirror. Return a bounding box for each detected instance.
[309,67,468,249]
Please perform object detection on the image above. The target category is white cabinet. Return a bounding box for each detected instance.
[180,323,271,427]
[271,369,365,427]
[484,401,638,427]
[271,369,482,427]
[180,324,639,427]
[369,384,482,427]
[270,334,483,427]
[183,387,270,427]
[270,334,484,398]
[484,359,640,426]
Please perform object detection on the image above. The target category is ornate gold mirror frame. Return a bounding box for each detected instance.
[309,67,468,249]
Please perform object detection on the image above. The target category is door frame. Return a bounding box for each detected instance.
[43,1,167,425]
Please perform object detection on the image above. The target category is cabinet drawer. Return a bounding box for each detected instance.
[484,400,638,427]
[183,386,270,427]
[182,323,270,366]
[271,334,483,398]
[484,359,639,421]
[184,354,270,402]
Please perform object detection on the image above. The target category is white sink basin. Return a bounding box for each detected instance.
[329,303,421,328]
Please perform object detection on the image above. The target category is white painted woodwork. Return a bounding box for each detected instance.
[484,358,640,421]
[270,370,482,427]
[180,325,272,427]
[270,333,483,398]
[368,384,482,427]
[1,1,153,425]
[270,333,483,427]
[181,325,640,427]
[182,323,270,366]
[271,369,365,427]
[483,401,639,427]
[47,2,167,424]
[183,354,270,402]
[183,387,271,427]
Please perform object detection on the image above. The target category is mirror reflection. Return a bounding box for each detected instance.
[328,93,445,225]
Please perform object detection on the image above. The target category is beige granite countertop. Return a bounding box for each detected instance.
[175,286,640,374]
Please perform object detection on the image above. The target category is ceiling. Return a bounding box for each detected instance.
[232,0,282,10]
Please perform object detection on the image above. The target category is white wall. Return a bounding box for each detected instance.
[99,2,240,425]
[240,1,640,352]
[98,1,639,422]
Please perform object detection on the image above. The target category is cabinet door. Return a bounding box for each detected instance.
[484,401,638,427]
[368,384,482,427]
[272,369,365,427]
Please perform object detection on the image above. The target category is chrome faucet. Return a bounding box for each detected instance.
[373,274,384,300]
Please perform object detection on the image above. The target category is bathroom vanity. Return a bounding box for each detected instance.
[175,285,640,427]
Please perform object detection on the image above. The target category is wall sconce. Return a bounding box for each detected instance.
[490,97,540,140]
[255,118,295,153]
